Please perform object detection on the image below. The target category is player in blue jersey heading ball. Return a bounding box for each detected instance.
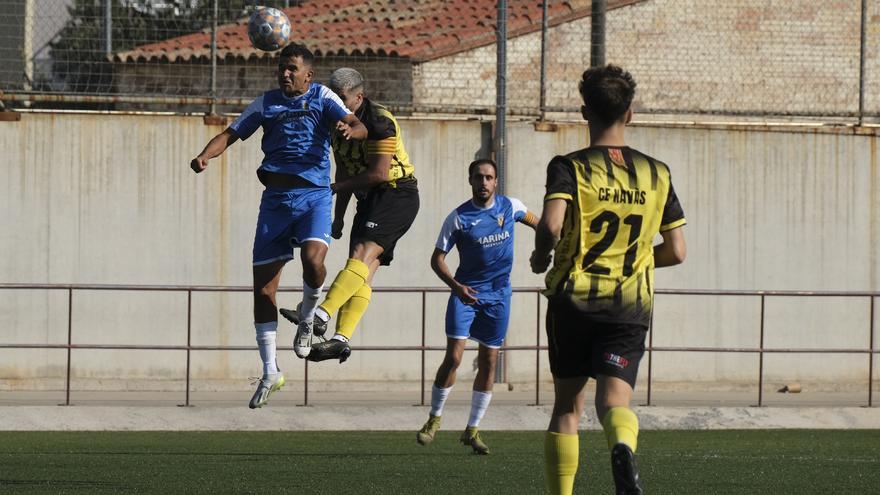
[190,44,367,410]
[416,158,539,455]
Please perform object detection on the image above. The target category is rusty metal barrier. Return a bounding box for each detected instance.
[0,284,876,408]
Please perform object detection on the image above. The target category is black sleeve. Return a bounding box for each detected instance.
[545,156,577,200]
[661,182,686,226]
[366,113,396,141]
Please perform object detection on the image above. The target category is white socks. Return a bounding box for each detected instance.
[299,282,323,322]
[430,384,452,417]
[255,321,279,376]
[468,390,492,428]
[429,387,493,426]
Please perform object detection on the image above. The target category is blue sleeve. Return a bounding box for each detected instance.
[435,210,461,252]
[509,197,528,222]
[318,85,352,123]
[229,95,264,140]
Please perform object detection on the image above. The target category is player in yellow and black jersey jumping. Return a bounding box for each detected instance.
[531,65,687,495]
[282,68,419,363]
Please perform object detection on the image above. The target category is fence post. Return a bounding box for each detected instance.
[209,0,219,115]
[869,296,875,407]
[538,0,549,121]
[758,294,765,406]
[495,0,507,194]
[591,0,606,67]
[65,287,72,406]
[859,0,867,126]
[647,307,654,406]
[184,289,192,407]
[103,0,112,56]
[534,291,541,406]
[420,290,426,406]
[303,357,309,406]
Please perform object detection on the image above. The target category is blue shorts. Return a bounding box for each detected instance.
[445,294,511,348]
[252,186,332,265]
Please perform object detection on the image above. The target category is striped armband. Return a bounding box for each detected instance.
[544,192,572,201]
[659,218,687,232]
[522,211,538,225]
[366,137,396,155]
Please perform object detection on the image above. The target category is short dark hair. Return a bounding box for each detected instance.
[579,64,636,125]
[279,43,315,66]
[468,158,497,178]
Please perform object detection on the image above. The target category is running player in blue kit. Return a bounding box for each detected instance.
[415,159,539,454]
[190,44,367,409]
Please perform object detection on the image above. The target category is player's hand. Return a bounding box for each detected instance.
[454,284,478,305]
[336,121,356,140]
[530,250,552,274]
[331,217,344,240]
[190,156,209,173]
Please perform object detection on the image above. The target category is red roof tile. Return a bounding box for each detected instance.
[113,0,646,63]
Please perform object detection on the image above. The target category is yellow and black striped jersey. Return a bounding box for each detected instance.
[543,146,686,326]
[331,97,415,187]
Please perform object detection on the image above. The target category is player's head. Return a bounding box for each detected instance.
[277,43,315,97]
[579,64,636,127]
[329,68,365,113]
[468,158,497,205]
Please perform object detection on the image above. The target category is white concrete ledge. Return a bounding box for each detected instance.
[1,405,877,431]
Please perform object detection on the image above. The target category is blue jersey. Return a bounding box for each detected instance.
[436,195,529,300]
[229,83,351,187]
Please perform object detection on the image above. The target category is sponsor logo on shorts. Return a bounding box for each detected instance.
[365,221,378,228]
[604,352,629,369]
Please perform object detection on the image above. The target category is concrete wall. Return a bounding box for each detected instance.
[1,113,878,392]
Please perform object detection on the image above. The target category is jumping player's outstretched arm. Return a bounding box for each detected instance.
[190,127,240,173]
[653,227,687,267]
[530,198,566,273]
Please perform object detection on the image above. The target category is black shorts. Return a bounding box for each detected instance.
[545,297,648,388]
[350,179,419,266]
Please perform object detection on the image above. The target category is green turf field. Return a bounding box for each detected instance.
[1,430,878,493]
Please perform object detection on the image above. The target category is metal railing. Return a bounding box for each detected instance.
[0,284,876,407]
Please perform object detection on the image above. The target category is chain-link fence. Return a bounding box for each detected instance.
[1,0,878,120]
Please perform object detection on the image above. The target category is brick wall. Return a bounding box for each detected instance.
[113,57,412,114]
[415,0,878,117]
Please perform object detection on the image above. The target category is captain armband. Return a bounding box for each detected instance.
[366,137,397,156]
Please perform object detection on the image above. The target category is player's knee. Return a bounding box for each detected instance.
[254,284,276,300]
[551,399,583,419]
[443,353,462,369]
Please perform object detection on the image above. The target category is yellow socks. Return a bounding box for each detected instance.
[335,284,372,340]
[319,258,370,317]
[601,407,639,452]
[544,431,579,495]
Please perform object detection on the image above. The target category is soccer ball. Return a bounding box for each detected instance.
[247,7,291,52]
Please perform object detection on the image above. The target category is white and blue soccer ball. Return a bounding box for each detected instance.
[247,7,292,52]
